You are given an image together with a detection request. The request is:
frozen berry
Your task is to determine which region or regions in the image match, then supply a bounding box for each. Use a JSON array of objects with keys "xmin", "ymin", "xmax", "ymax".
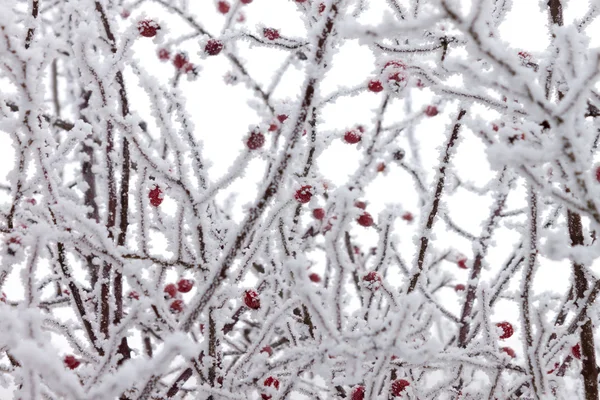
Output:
[
  {"xmin": 455, "ymin": 284, "xmax": 466, "ymax": 292},
  {"xmin": 170, "ymin": 299, "xmax": 185, "ymax": 313},
  {"xmin": 240, "ymin": 0, "xmax": 253, "ymax": 3},
  {"xmin": 138, "ymin": 20, "xmax": 160, "ymax": 38},
  {"xmin": 496, "ymin": 322, "xmax": 514, "ymax": 340},
  {"xmin": 354, "ymin": 201, "xmax": 367, "ymax": 210},
  {"xmin": 357, "ymin": 212, "xmax": 373, "ymax": 227},
  {"xmin": 363, "ymin": 271, "xmax": 381, "ymax": 290},
  {"xmin": 595, "ymin": 166, "xmax": 600, "ymax": 183},
  {"xmin": 425, "ymin": 105, "xmax": 438, "ymax": 117},
  {"xmin": 344, "ymin": 130, "xmax": 361, "ymax": 144},
  {"xmin": 572, "ymin": 343, "xmax": 581, "ymax": 359},
  {"xmin": 261, "ymin": 376, "xmax": 280, "ymax": 400},
  {"xmin": 164, "ymin": 283, "xmax": 178, "ymax": 299},
  {"xmin": 294, "ymin": 185, "xmax": 313, "ymax": 203},
  {"xmin": 177, "ymin": 279, "xmax": 194, "ymax": 293},
  {"xmin": 173, "ymin": 53, "xmax": 189, "ymax": 70},
  {"xmin": 309, "ymin": 273, "xmax": 321, "ymax": 283},
  {"xmin": 351, "ymin": 385, "xmax": 365, "ymax": 400},
  {"xmin": 376, "ymin": 162, "xmax": 385, "ymax": 172},
  {"xmin": 401, "ymin": 212, "xmax": 413, "ymax": 222},
  {"xmin": 244, "ymin": 289, "xmax": 260, "ymax": 309},
  {"xmin": 158, "ymin": 48, "xmax": 170, "ymax": 61},
  {"xmin": 501, "ymin": 347, "xmax": 516, "ymax": 358},
  {"xmin": 149, "ymin": 186, "xmax": 163, "ymax": 207},
  {"xmin": 64, "ymin": 355, "xmax": 80, "ymax": 370},
  {"xmin": 312, "ymin": 208, "xmax": 325, "ymax": 220},
  {"xmin": 268, "ymin": 123, "xmax": 278, "ymax": 132},
  {"xmin": 261, "ymin": 346, "xmax": 273, "ymax": 356},
  {"xmin": 384, "ymin": 60, "xmax": 406, "ymax": 70},
  {"xmin": 457, "ymin": 258, "xmax": 468, "ymax": 269},
  {"xmin": 263, "ymin": 28, "xmax": 280, "ymax": 40},
  {"xmin": 319, "ymin": 3, "xmax": 326, "ymax": 13},
  {"xmin": 121, "ymin": 9, "xmax": 131, "ymax": 19},
  {"xmin": 128, "ymin": 291, "xmax": 140, "ymax": 300},
  {"xmin": 368, "ymin": 80, "xmax": 384, "ymax": 93},
  {"xmin": 277, "ymin": 114, "xmax": 288, "ymax": 123},
  {"xmin": 391, "ymin": 379, "xmax": 410, "ymax": 396},
  {"xmin": 247, "ymin": 131, "xmax": 265, "ymax": 150},
  {"xmin": 217, "ymin": 1, "xmax": 230, "ymax": 13},
  {"xmin": 205, "ymin": 39, "xmax": 224, "ymax": 56}
]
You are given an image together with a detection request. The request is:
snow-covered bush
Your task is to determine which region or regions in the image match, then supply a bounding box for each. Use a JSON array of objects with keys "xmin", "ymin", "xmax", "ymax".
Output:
[{"xmin": 0, "ymin": 0, "xmax": 600, "ymax": 398}]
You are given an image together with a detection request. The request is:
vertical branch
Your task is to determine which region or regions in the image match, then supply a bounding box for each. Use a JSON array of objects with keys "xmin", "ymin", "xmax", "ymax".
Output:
[
  {"xmin": 567, "ymin": 209, "xmax": 599, "ymax": 400},
  {"xmin": 407, "ymin": 109, "xmax": 466, "ymax": 293},
  {"xmin": 521, "ymin": 187, "xmax": 544, "ymax": 398},
  {"xmin": 24, "ymin": 0, "xmax": 39, "ymax": 49}
]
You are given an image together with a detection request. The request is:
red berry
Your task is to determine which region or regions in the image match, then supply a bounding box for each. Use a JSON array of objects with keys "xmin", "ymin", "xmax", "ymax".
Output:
[
  {"xmin": 547, "ymin": 362, "xmax": 560, "ymax": 374},
  {"xmin": 128, "ymin": 291, "xmax": 140, "ymax": 300},
  {"xmin": 177, "ymin": 279, "xmax": 194, "ymax": 293},
  {"xmin": 425, "ymin": 105, "xmax": 438, "ymax": 117},
  {"xmin": 121, "ymin": 9, "xmax": 131, "ymax": 19},
  {"xmin": 319, "ymin": 3, "xmax": 326, "ymax": 13},
  {"xmin": 277, "ymin": 114, "xmax": 288, "ymax": 123},
  {"xmin": 309, "ymin": 273, "xmax": 321, "ymax": 283},
  {"xmin": 205, "ymin": 39, "xmax": 224, "ymax": 56},
  {"xmin": 295, "ymin": 0, "xmax": 307, "ymax": 2},
  {"xmin": 496, "ymin": 321, "xmax": 514, "ymax": 340},
  {"xmin": 401, "ymin": 212, "xmax": 413, "ymax": 222},
  {"xmin": 170, "ymin": 299, "xmax": 184, "ymax": 313},
  {"xmin": 501, "ymin": 347, "xmax": 516, "ymax": 358},
  {"xmin": 244, "ymin": 289, "xmax": 260, "ymax": 309},
  {"xmin": 263, "ymin": 28, "xmax": 280, "ymax": 40},
  {"xmin": 384, "ymin": 60, "xmax": 406, "ymax": 70},
  {"xmin": 247, "ymin": 131, "xmax": 265, "ymax": 150},
  {"xmin": 492, "ymin": 124, "xmax": 499, "ymax": 132},
  {"xmin": 368, "ymin": 80, "xmax": 384, "ymax": 93},
  {"xmin": 391, "ymin": 379, "xmax": 410, "ymax": 396},
  {"xmin": 26, "ymin": 198, "xmax": 36, "ymax": 205},
  {"xmin": 64, "ymin": 355, "xmax": 80, "ymax": 370},
  {"xmin": 388, "ymin": 71, "xmax": 408, "ymax": 83},
  {"xmin": 268, "ymin": 123, "xmax": 278, "ymax": 132},
  {"xmin": 182, "ymin": 63, "xmax": 196, "ymax": 74},
  {"xmin": 457, "ymin": 258, "xmax": 468, "ymax": 269},
  {"xmin": 149, "ymin": 186, "xmax": 163, "ymax": 207},
  {"xmin": 312, "ymin": 208, "xmax": 325, "ymax": 220},
  {"xmin": 173, "ymin": 53, "xmax": 189, "ymax": 70},
  {"xmin": 240, "ymin": 0, "xmax": 252, "ymax": 3},
  {"xmin": 416, "ymin": 79, "xmax": 425, "ymax": 88},
  {"xmin": 454, "ymin": 284, "xmax": 466, "ymax": 292},
  {"xmin": 351, "ymin": 385, "xmax": 365, "ymax": 400},
  {"xmin": 217, "ymin": 1, "xmax": 230, "ymax": 13},
  {"xmin": 294, "ymin": 185, "xmax": 313, "ymax": 204},
  {"xmin": 344, "ymin": 130, "xmax": 362, "ymax": 144},
  {"xmin": 138, "ymin": 20, "xmax": 160, "ymax": 38},
  {"xmin": 363, "ymin": 271, "xmax": 381, "ymax": 290},
  {"xmin": 357, "ymin": 212, "xmax": 373, "ymax": 227},
  {"xmin": 261, "ymin": 346, "xmax": 273, "ymax": 356},
  {"xmin": 595, "ymin": 166, "xmax": 600, "ymax": 183},
  {"xmin": 164, "ymin": 283, "xmax": 178, "ymax": 299},
  {"xmin": 376, "ymin": 162, "xmax": 385, "ymax": 172},
  {"xmin": 0, "ymin": 292, "xmax": 6, "ymax": 303},
  {"xmin": 572, "ymin": 343, "xmax": 581, "ymax": 359},
  {"xmin": 518, "ymin": 51, "xmax": 531, "ymax": 60},
  {"xmin": 158, "ymin": 48, "xmax": 170, "ymax": 61},
  {"xmin": 237, "ymin": 12, "xmax": 246, "ymax": 22},
  {"xmin": 261, "ymin": 376, "xmax": 280, "ymax": 400},
  {"xmin": 354, "ymin": 201, "xmax": 367, "ymax": 210}
]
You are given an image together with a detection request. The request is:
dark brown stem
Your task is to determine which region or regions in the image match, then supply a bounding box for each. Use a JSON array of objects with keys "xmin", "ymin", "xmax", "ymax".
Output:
[
  {"xmin": 568, "ymin": 210, "xmax": 599, "ymax": 400},
  {"xmin": 407, "ymin": 109, "xmax": 466, "ymax": 293}
]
